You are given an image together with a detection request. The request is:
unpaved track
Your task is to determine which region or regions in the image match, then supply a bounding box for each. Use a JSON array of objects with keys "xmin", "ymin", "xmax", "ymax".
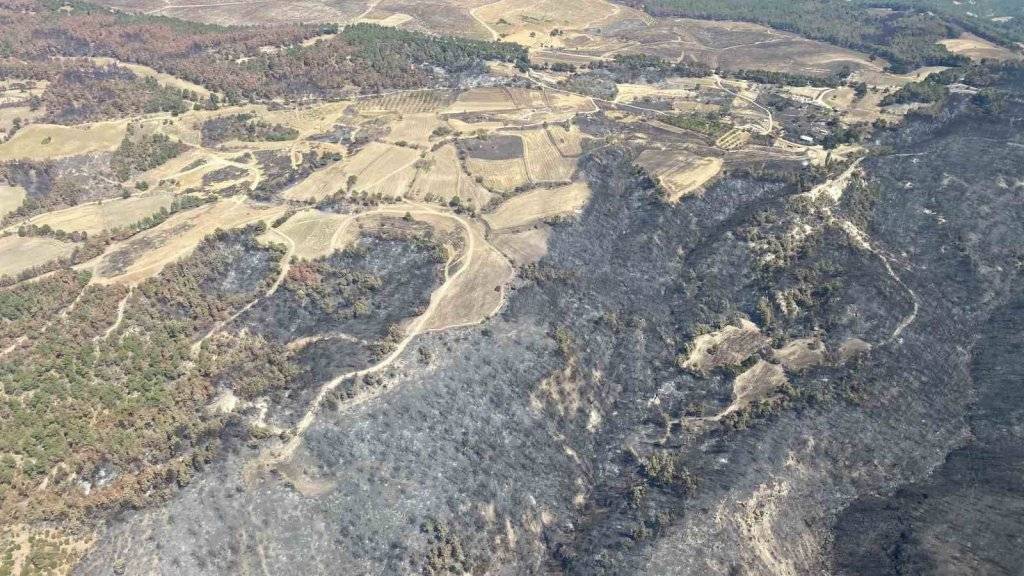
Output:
[
  {"xmin": 713, "ymin": 74, "xmax": 773, "ymax": 134},
  {"xmin": 99, "ymin": 290, "xmax": 131, "ymax": 342},
  {"xmin": 190, "ymin": 227, "xmax": 296, "ymax": 356},
  {"xmin": 263, "ymin": 202, "xmax": 506, "ymax": 464},
  {"xmin": 470, "ymin": 1, "xmax": 503, "ymax": 41},
  {"xmin": 804, "ymin": 159, "xmax": 919, "ymax": 343}
]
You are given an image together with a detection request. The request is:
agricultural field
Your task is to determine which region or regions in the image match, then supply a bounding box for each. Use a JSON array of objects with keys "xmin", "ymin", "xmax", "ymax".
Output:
[
  {"xmin": 384, "ymin": 113, "xmax": 442, "ymax": 146},
  {"xmin": 4, "ymin": 1, "xmax": 1024, "ymax": 574},
  {"xmin": 489, "ymin": 225, "xmax": 551, "ymax": 265},
  {"xmin": 341, "ymin": 142, "xmax": 422, "ymax": 196},
  {"xmin": 445, "ymin": 87, "xmax": 521, "ymax": 113},
  {"xmin": 274, "ymin": 210, "xmax": 355, "ymax": 259},
  {"xmin": 636, "ymin": 148, "xmax": 723, "ymax": 201},
  {"xmin": 484, "ymin": 181, "xmax": 591, "ymax": 231},
  {"xmin": 0, "ymin": 121, "xmax": 127, "ymax": 161},
  {"xmin": 938, "ymin": 33, "xmax": 1022, "ymax": 61},
  {"xmin": 90, "ymin": 197, "xmax": 287, "ymax": 285},
  {"xmin": 520, "ymin": 128, "xmax": 577, "ymax": 182},
  {"xmin": 0, "ymin": 185, "xmax": 25, "ymax": 219},
  {"xmin": 465, "ymin": 156, "xmax": 531, "ymax": 192},
  {"xmin": 0, "ymin": 235, "xmax": 77, "ymax": 278},
  {"xmin": 409, "ymin": 143, "xmax": 493, "ymax": 208},
  {"xmin": 26, "ymin": 192, "xmax": 174, "ymax": 235},
  {"xmin": 359, "ymin": 90, "xmax": 457, "ymax": 113}
]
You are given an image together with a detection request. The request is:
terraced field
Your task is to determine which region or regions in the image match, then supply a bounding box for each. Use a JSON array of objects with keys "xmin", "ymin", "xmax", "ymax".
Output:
[
  {"xmin": 27, "ymin": 192, "xmax": 174, "ymax": 235},
  {"xmin": 5, "ymin": 3, "xmax": 1021, "ymax": 573}
]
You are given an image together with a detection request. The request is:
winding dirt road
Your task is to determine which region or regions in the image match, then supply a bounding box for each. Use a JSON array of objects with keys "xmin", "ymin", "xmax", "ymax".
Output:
[{"xmin": 264, "ymin": 202, "xmax": 507, "ymax": 463}]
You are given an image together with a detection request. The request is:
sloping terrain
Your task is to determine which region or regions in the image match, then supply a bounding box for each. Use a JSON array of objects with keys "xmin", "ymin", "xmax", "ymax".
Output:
[{"xmin": 1, "ymin": 0, "xmax": 1023, "ymax": 574}]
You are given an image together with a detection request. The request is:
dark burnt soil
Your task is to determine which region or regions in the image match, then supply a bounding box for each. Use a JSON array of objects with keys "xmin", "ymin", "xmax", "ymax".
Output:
[
  {"xmin": 458, "ymin": 134, "xmax": 524, "ymax": 161},
  {"xmin": 76, "ymin": 94, "xmax": 1024, "ymax": 575},
  {"xmin": 235, "ymin": 233, "xmax": 444, "ymax": 427},
  {"xmin": 828, "ymin": 95, "xmax": 1024, "ymax": 576}
]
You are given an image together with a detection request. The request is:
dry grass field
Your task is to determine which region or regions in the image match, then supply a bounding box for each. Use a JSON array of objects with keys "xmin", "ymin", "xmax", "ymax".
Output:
[
  {"xmin": 939, "ymin": 33, "xmax": 1021, "ymax": 61},
  {"xmin": 107, "ymin": 0, "xmax": 366, "ymax": 26},
  {"xmin": 137, "ymin": 147, "xmax": 257, "ymax": 192},
  {"xmin": 0, "ymin": 121, "xmax": 128, "ymax": 161},
  {"xmin": 0, "ymin": 235, "xmax": 77, "ymax": 278},
  {"xmin": 545, "ymin": 91, "xmax": 599, "ymax": 114},
  {"xmin": 91, "ymin": 197, "xmax": 286, "ymax": 285},
  {"xmin": 464, "ymin": 156, "xmax": 531, "ymax": 192},
  {"xmin": 420, "ymin": 217, "xmax": 512, "ymax": 332},
  {"xmin": 0, "ymin": 79, "xmax": 47, "ymax": 105},
  {"xmin": 636, "ymin": 149, "xmax": 723, "ymax": 202},
  {"xmin": 484, "ymin": 181, "xmax": 590, "ymax": 231},
  {"xmin": 544, "ymin": 124, "xmax": 585, "ymax": 156},
  {"xmin": 852, "ymin": 66, "xmax": 948, "ymax": 89},
  {"xmin": 28, "ymin": 192, "xmax": 175, "ymax": 235},
  {"xmin": 520, "ymin": 128, "xmax": 577, "ymax": 182},
  {"xmin": 409, "ymin": 144, "xmax": 493, "ymax": 208},
  {"xmin": 490, "ymin": 225, "xmax": 550, "ymax": 265},
  {"xmin": 446, "ymin": 117, "xmax": 509, "ymax": 133},
  {"xmin": 281, "ymin": 160, "xmax": 347, "ymax": 202},
  {"xmin": 772, "ymin": 337, "xmax": 827, "ymax": 372},
  {"xmin": 357, "ymin": 12, "xmax": 414, "ymax": 27},
  {"xmin": 342, "ymin": 142, "xmax": 422, "ymax": 191},
  {"xmin": 0, "ymin": 105, "xmax": 44, "ymax": 138},
  {"xmin": 723, "ymin": 359, "xmax": 789, "ymax": 415},
  {"xmin": 385, "ymin": 113, "xmax": 442, "ymax": 146},
  {"xmin": 473, "ymin": 0, "xmax": 620, "ymax": 48},
  {"xmin": 275, "ymin": 209, "xmax": 355, "ymax": 260},
  {"xmin": 0, "ymin": 185, "xmax": 26, "ymax": 219},
  {"xmin": 362, "ymin": 162, "xmax": 420, "ymax": 198},
  {"xmin": 258, "ymin": 101, "xmax": 354, "ymax": 138},
  {"xmin": 370, "ymin": 0, "xmax": 495, "ymax": 39},
  {"xmin": 478, "ymin": 0, "xmax": 883, "ymax": 79}
]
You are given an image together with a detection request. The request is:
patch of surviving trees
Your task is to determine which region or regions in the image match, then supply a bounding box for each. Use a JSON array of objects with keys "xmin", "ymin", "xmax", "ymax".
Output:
[
  {"xmin": 0, "ymin": 224, "xmax": 281, "ymax": 523},
  {"xmin": 0, "ymin": 1, "xmax": 528, "ymax": 118}
]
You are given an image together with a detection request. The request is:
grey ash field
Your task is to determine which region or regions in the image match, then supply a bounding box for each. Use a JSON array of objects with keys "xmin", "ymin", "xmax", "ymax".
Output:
[{"xmin": 1, "ymin": 0, "xmax": 1024, "ymax": 575}]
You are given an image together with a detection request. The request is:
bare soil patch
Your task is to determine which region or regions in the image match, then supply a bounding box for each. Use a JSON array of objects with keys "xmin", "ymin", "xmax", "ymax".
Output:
[{"xmin": 680, "ymin": 318, "xmax": 766, "ymax": 374}]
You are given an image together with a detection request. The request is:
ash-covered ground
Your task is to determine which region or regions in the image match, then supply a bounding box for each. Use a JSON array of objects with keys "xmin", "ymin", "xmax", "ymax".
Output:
[{"xmin": 77, "ymin": 86, "xmax": 1024, "ymax": 575}]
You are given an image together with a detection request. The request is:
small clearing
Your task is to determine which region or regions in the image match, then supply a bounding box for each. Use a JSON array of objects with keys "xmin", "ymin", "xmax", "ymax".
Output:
[
  {"xmin": 681, "ymin": 319, "xmax": 767, "ymax": 374},
  {"xmin": 772, "ymin": 338, "xmax": 826, "ymax": 372}
]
